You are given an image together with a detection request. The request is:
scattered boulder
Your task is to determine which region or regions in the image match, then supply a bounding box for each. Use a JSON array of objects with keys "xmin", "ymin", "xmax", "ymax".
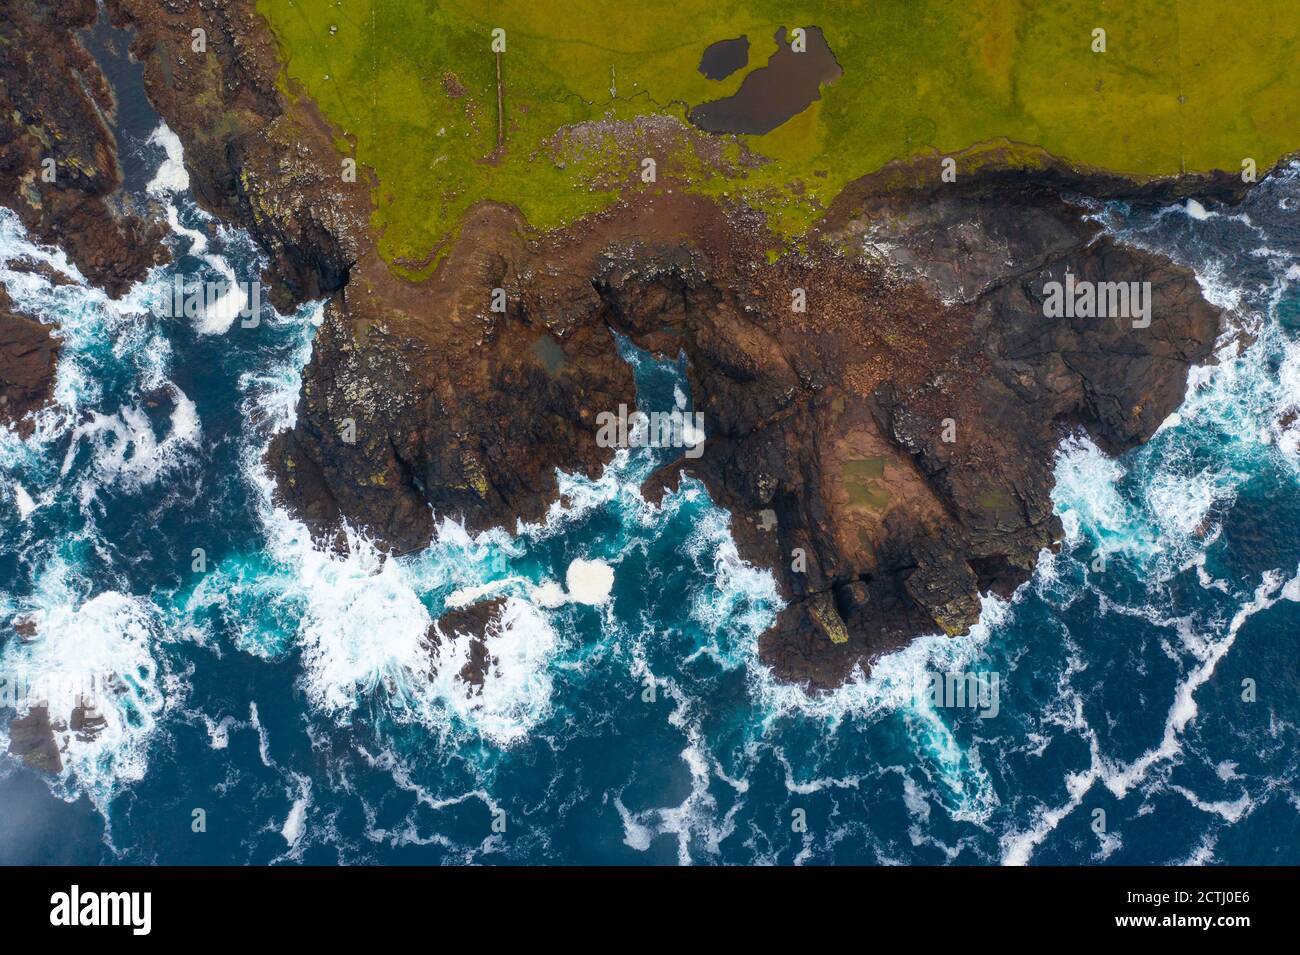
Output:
[
  {"xmin": 7, "ymin": 706, "xmax": 62, "ymax": 775},
  {"xmin": 0, "ymin": 287, "xmax": 61, "ymax": 435}
]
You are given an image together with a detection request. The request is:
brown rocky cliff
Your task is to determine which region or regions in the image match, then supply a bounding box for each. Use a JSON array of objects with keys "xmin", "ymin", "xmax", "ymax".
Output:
[
  {"xmin": 0, "ymin": 285, "xmax": 60, "ymax": 435},
  {"xmin": 606, "ymin": 181, "xmax": 1219, "ymax": 687},
  {"xmin": 104, "ymin": 0, "xmax": 365, "ymax": 310},
  {"xmin": 0, "ymin": 1, "xmax": 168, "ymax": 297},
  {"xmin": 268, "ymin": 183, "xmax": 1219, "ymax": 689}
]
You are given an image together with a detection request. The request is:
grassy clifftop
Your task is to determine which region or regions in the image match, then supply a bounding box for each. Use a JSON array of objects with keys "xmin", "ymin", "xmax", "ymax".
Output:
[{"xmin": 258, "ymin": 0, "xmax": 1300, "ymax": 276}]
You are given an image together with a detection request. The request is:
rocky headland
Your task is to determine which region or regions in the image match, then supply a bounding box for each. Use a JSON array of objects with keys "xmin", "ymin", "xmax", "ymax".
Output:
[{"xmin": 3, "ymin": 0, "xmax": 1240, "ymax": 698}]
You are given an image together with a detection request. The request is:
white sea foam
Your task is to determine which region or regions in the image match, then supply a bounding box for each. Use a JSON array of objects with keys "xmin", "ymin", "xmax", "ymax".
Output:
[
  {"xmin": 160, "ymin": 201, "xmax": 209, "ymax": 258},
  {"xmin": 1049, "ymin": 310, "xmax": 1300, "ymax": 576},
  {"xmin": 235, "ymin": 337, "xmax": 569, "ymax": 746},
  {"xmin": 1178, "ymin": 832, "xmax": 1219, "ymax": 866},
  {"xmin": 248, "ymin": 500, "xmax": 567, "ymax": 745},
  {"xmin": 565, "ymin": 558, "xmax": 614, "ymax": 605},
  {"xmin": 1103, "ymin": 566, "xmax": 1299, "ymax": 799},
  {"xmin": 12, "ymin": 482, "xmax": 35, "ymax": 519},
  {"xmin": 193, "ymin": 258, "xmax": 250, "ymax": 336},
  {"xmin": 748, "ymin": 595, "xmax": 1008, "ymax": 826},
  {"xmin": 1169, "ymin": 784, "xmax": 1255, "ymax": 823},
  {"xmin": 0, "ymin": 161, "xmax": 190, "ymax": 806},
  {"xmin": 529, "ymin": 579, "xmax": 568, "ymax": 609},
  {"xmin": 1001, "ymin": 564, "xmax": 1300, "ymax": 864},
  {"xmin": 0, "ymin": 559, "xmax": 168, "ymax": 806},
  {"xmin": 612, "ymin": 675, "xmax": 745, "ymax": 864},
  {"xmin": 280, "ymin": 774, "xmax": 312, "ymax": 849},
  {"xmin": 445, "ymin": 578, "xmax": 519, "ymax": 609},
  {"xmin": 0, "ymin": 207, "xmax": 167, "ymax": 426},
  {"xmin": 203, "ymin": 714, "xmax": 238, "ymax": 751},
  {"xmin": 294, "ymin": 542, "xmax": 433, "ymax": 718},
  {"xmin": 60, "ymin": 382, "xmax": 200, "ymax": 503},
  {"xmin": 146, "ymin": 124, "xmax": 191, "ymax": 196},
  {"xmin": 1052, "ymin": 434, "xmax": 1151, "ymax": 556},
  {"xmin": 0, "ymin": 129, "xmax": 263, "ymax": 820},
  {"xmin": 681, "ymin": 500, "xmax": 781, "ymax": 668},
  {"xmin": 755, "ymin": 594, "xmax": 1008, "ymax": 727}
]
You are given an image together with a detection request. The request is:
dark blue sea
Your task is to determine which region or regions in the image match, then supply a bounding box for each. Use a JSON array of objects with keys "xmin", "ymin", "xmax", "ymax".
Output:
[{"xmin": 1, "ymin": 41, "xmax": 1298, "ymax": 865}]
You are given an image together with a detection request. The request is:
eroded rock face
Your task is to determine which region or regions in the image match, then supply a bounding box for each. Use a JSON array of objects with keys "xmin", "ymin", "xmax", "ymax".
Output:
[
  {"xmin": 105, "ymin": 0, "xmax": 364, "ymax": 309},
  {"xmin": 268, "ymin": 204, "xmax": 640, "ymax": 554},
  {"xmin": 32, "ymin": 0, "xmax": 1224, "ymax": 691},
  {"xmin": 0, "ymin": 0, "xmax": 168, "ymax": 296},
  {"xmin": 0, "ymin": 286, "xmax": 60, "ymax": 435},
  {"xmin": 609, "ymin": 186, "xmax": 1218, "ymax": 687}
]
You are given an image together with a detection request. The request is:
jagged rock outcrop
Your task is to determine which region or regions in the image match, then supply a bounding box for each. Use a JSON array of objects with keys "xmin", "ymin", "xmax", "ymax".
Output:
[
  {"xmin": 104, "ymin": 0, "xmax": 365, "ymax": 309},
  {"xmin": 0, "ymin": 0, "xmax": 167, "ymax": 296},
  {"xmin": 429, "ymin": 597, "xmax": 508, "ymax": 689},
  {"xmin": 7, "ymin": 706, "xmax": 62, "ymax": 775},
  {"xmin": 268, "ymin": 205, "xmax": 639, "ymax": 554},
  {"xmin": 0, "ymin": 286, "xmax": 60, "ymax": 434}
]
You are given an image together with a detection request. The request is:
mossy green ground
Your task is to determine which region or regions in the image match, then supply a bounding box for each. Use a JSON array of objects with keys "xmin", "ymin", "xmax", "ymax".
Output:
[{"xmin": 258, "ymin": 0, "xmax": 1300, "ymax": 276}]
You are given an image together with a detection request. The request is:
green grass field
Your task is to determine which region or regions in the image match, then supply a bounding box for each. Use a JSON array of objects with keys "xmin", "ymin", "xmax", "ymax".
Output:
[{"xmin": 257, "ymin": 0, "xmax": 1300, "ymax": 275}]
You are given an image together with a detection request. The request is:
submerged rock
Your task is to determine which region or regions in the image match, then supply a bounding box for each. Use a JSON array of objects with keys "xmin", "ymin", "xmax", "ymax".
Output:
[
  {"xmin": 71, "ymin": 700, "xmax": 108, "ymax": 742},
  {"xmin": 428, "ymin": 597, "xmax": 508, "ymax": 690},
  {"xmin": 7, "ymin": 706, "xmax": 62, "ymax": 775}
]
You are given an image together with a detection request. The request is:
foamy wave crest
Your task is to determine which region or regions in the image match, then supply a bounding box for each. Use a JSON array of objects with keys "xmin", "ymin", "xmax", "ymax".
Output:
[
  {"xmin": 522, "ymin": 447, "xmax": 649, "ymax": 535},
  {"xmin": 0, "ymin": 558, "xmax": 169, "ymax": 805},
  {"xmin": 239, "ymin": 303, "xmax": 322, "ymax": 433},
  {"xmin": 60, "ymin": 382, "xmax": 200, "ymax": 503},
  {"xmin": 429, "ymin": 596, "xmax": 560, "ymax": 746},
  {"xmin": 232, "ymin": 380, "xmax": 567, "ymax": 745},
  {"xmin": 287, "ymin": 529, "xmax": 435, "ymax": 719},
  {"xmin": 752, "ymin": 596, "xmax": 1009, "ymax": 825},
  {"xmin": 0, "ymin": 207, "xmax": 170, "ymax": 429},
  {"xmin": 1052, "ymin": 434, "xmax": 1157, "ymax": 558},
  {"xmin": 682, "ymin": 498, "xmax": 781, "ymax": 669},
  {"xmin": 0, "ymin": 163, "xmax": 199, "ymax": 810}
]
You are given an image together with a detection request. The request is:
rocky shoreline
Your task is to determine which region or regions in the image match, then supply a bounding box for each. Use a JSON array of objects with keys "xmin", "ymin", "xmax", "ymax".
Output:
[
  {"xmin": 0, "ymin": 0, "xmax": 168, "ymax": 297},
  {"xmin": 2, "ymin": 0, "xmax": 1237, "ymax": 693}
]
